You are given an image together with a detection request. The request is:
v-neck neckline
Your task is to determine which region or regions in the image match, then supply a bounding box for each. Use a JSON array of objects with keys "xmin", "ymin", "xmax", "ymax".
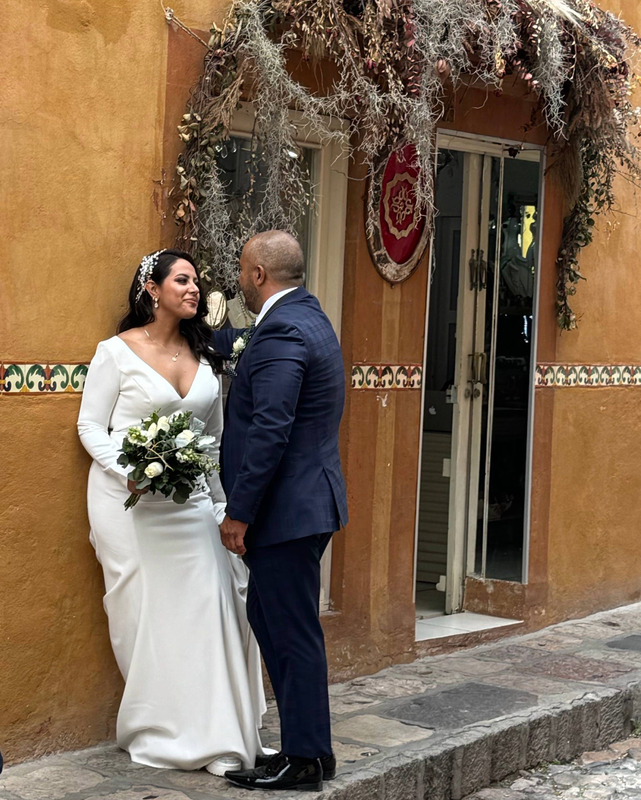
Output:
[{"xmin": 115, "ymin": 336, "xmax": 204, "ymax": 401}]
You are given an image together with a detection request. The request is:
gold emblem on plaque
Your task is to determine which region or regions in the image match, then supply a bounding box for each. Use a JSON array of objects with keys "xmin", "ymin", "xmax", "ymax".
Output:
[{"xmin": 383, "ymin": 172, "xmax": 419, "ymax": 239}]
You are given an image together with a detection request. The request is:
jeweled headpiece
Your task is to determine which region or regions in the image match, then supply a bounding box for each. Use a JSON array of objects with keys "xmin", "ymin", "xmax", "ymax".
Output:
[{"xmin": 135, "ymin": 249, "xmax": 167, "ymax": 302}]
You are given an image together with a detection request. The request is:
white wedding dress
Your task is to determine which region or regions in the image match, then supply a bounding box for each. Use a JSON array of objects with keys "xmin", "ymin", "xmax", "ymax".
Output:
[{"xmin": 77, "ymin": 336, "xmax": 266, "ymax": 772}]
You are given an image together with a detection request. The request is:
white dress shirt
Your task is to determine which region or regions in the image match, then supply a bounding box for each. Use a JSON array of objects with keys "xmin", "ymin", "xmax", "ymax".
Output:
[{"xmin": 254, "ymin": 287, "xmax": 298, "ymax": 327}]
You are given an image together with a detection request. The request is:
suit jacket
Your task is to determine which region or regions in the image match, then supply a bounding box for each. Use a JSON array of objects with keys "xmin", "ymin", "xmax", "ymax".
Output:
[{"xmin": 211, "ymin": 287, "xmax": 348, "ymax": 549}]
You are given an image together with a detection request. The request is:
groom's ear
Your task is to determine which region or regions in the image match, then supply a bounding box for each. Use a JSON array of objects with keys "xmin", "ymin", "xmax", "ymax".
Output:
[{"xmin": 254, "ymin": 264, "xmax": 266, "ymax": 286}]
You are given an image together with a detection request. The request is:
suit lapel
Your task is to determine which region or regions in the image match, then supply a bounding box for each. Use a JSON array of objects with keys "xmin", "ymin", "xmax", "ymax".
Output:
[
  {"xmin": 257, "ymin": 286, "xmax": 307, "ymax": 327},
  {"xmin": 233, "ymin": 288, "xmax": 307, "ymax": 379}
]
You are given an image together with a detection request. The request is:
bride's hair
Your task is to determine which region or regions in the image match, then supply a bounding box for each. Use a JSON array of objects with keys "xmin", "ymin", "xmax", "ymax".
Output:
[{"xmin": 118, "ymin": 249, "xmax": 224, "ymax": 373}]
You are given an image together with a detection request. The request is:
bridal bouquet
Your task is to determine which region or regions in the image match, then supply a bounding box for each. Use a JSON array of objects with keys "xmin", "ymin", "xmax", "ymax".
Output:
[{"xmin": 118, "ymin": 410, "xmax": 219, "ymax": 509}]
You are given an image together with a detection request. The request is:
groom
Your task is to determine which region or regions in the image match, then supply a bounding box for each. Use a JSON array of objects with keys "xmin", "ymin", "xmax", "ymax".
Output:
[{"xmin": 212, "ymin": 230, "xmax": 348, "ymax": 792}]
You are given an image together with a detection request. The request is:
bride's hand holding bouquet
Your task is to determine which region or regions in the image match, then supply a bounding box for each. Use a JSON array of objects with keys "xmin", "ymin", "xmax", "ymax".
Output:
[{"xmin": 118, "ymin": 409, "xmax": 218, "ymax": 509}]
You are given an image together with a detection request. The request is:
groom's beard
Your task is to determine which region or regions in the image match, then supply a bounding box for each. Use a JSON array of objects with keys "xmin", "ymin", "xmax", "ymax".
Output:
[{"xmin": 240, "ymin": 285, "xmax": 261, "ymax": 315}]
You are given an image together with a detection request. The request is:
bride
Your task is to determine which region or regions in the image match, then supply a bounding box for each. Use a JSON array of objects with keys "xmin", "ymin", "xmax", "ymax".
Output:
[{"xmin": 77, "ymin": 249, "xmax": 267, "ymax": 775}]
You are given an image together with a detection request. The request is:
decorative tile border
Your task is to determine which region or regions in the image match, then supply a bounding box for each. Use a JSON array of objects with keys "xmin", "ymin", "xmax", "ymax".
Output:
[
  {"xmin": 536, "ymin": 364, "xmax": 641, "ymax": 388},
  {"xmin": 0, "ymin": 364, "xmax": 88, "ymax": 394},
  {"xmin": 351, "ymin": 364, "xmax": 422, "ymax": 390},
  {"xmin": 8, "ymin": 360, "xmax": 636, "ymax": 392}
]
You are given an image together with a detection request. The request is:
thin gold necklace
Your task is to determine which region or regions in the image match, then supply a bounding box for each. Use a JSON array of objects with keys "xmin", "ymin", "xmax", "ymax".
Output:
[{"xmin": 144, "ymin": 328, "xmax": 183, "ymax": 362}]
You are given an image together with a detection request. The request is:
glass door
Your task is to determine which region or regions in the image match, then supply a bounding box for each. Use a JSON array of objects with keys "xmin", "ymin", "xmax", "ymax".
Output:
[
  {"xmin": 474, "ymin": 152, "xmax": 541, "ymax": 583},
  {"xmin": 416, "ymin": 136, "xmax": 542, "ymax": 619}
]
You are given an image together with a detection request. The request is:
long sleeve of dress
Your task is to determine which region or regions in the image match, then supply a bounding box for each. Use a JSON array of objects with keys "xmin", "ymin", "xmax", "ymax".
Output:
[
  {"xmin": 206, "ymin": 373, "xmax": 227, "ymax": 525},
  {"xmin": 77, "ymin": 341, "xmax": 129, "ymax": 482}
]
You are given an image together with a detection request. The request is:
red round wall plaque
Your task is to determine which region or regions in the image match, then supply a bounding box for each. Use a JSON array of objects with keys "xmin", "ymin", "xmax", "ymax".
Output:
[{"xmin": 367, "ymin": 143, "xmax": 430, "ymax": 284}]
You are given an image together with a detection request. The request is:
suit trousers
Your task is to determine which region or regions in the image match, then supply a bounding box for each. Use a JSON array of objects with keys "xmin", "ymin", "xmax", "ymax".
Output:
[{"xmin": 244, "ymin": 533, "xmax": 333, "ymax": 759}]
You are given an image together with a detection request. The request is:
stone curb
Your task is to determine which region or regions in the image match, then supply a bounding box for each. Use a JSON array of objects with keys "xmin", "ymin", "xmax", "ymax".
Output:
[
  {"xmin": 4, "ymin": 603, "xmax": 641, "ymax": 800},
  {"xmin": 320, "ymin": 686, "xmax": 636, "ymax": 800}
]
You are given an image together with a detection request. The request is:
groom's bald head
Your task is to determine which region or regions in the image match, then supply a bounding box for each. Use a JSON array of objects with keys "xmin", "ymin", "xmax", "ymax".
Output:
[{"xmin": 243, "ymin": 230, "xmax": 305, "ymax": 288}]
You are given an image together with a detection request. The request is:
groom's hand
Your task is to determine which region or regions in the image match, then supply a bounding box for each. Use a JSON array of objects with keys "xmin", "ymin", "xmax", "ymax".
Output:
[{"xmin": 220, "ymin": 515, "xmax": 248, "ymax": 556}]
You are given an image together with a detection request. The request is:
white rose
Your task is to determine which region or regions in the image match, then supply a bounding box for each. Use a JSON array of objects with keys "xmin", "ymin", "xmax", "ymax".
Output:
[
  {"xmin": 175, "ymin": 429, "xmax": 196, "ymax": 448},
  {"xmin": 146, "ymin": 423, "xmax": 158, "ymax": 440},
  {"xmin": 232, "ymin": 336, "xmax": 245, "ymax": 354},
  {"xmin": 156, "ymin": 416, "xmax": 170, "ymax": 432},
  {"xmin": 144, "ymin": 461, "xmax": 164, "ymax": 478}
]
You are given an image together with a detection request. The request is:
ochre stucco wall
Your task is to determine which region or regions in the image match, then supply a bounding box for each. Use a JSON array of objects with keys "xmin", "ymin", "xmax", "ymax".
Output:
[
  {"xmin": 539, "ymin": 0, "xmax": 641, "ymax": 624},
  {"xmin": 327, "ymin": 147, "xmax": 428, "ymax": 677},
  {"xmin": 1, "ymin": 0, "xmax": 229, "ymax": 763},
  {"xmin": 4, "ymin": 0, "xmax": 641, "ymax": 766},
  {"xmin": 536, "ymin": 148, "xmax": 641, "ymax": 623}
]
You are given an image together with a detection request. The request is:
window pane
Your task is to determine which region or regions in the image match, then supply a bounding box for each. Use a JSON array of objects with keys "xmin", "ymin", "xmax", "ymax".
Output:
[{"xmin": 216, "ymin": 136, "xmax": 315, "ymax": 277}]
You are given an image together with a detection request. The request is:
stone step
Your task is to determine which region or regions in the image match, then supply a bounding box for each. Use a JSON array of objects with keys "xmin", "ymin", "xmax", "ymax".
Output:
[{"xmin": 3, "ymin": 602, "xmax": 641, "ymax": 800}]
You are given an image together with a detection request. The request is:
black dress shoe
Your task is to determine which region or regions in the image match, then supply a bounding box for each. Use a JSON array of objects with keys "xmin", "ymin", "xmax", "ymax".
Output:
[
  {"xmin": 254, "ymin": 751, "xmax": 336, "ymax": 780},
  {"xmin": 225, "ymin": 753, "xmax": 322, "ymax": 792}
]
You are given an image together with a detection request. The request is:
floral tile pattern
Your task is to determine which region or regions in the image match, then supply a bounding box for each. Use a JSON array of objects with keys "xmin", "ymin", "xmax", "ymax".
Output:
[
  {"xmin": 5, "ymin": 361, "xmax": 637, "ymax": 394},
  {"xmin": 0, "ymin": 364, "xmax": 88, "ymax": 394},
  {"xmin": 351, "ymin": 364, "xmax": 422, "ymax": 390},
  {"xmin": 535, "ymin": 364, "xmax": 641, "ymax": 388},
  {"xmin": 350, "ymin": 363, "xmax": 641, "ymax": 391}
]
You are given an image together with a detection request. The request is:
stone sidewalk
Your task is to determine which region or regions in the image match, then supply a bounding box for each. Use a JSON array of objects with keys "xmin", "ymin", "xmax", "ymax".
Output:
[{"xmin": 3, "ymin": 602, "xmax": 641, "ymax": 800}]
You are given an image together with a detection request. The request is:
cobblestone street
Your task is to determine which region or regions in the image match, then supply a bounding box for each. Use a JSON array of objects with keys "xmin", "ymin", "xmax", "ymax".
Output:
[
  {"xmin": 466, "ymin": 737, "xmax": 641, "ymax": 799},
  {"xmin": 3, "ymin": 603, "xmax": 641, "ymax": 800}
]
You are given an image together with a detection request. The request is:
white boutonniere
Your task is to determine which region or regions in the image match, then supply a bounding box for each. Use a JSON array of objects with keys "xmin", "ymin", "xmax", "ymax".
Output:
[
  {"xmin": 232, "ymin": 335, "xmax": 247, "ymax": 355},
  {"xmin": 225, "ymin": 323, "xmax": 256, "ymax": 377}
]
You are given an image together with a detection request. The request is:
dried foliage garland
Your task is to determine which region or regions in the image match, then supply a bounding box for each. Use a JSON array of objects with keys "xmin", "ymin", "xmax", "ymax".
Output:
[{"xmin": 170, "ymin": 0, "xmax": 641, "ymax": 329}]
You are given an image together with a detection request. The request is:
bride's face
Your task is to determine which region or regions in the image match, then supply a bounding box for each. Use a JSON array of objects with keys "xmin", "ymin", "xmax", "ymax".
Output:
[{"xmin": 154, "ymin": 259, "xmax": 200, "ymax": 319}]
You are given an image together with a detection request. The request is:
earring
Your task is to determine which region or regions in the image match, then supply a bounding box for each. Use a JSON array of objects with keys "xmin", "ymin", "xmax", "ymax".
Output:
[{"xmin": 153, "ymin": 298, "xmax": 159, "ymax": 309}]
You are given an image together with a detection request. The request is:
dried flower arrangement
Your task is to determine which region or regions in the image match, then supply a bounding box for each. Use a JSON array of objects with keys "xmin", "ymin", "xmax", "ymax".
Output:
[{"xmin": 169, "ymin": 0, "xmax": 641, "ymax": 329}]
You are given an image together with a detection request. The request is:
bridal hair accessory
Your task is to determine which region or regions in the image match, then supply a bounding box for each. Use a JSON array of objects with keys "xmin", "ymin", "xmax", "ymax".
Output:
[{"xmin": 135, "ymin": 250, "xmax": 167, "ymax": 302}]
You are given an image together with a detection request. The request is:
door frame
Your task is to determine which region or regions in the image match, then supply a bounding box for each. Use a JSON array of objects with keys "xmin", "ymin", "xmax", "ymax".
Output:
[
  {"xmin": 228, "ymin": 102, "xmax": 350, "ymax": 611},
  {"xmin": 228, "ymin": 101, "xmax": 349, "ymax": 335},
  {"xmin": 413, "ymin": 130, "xmax": 545, "ymax": 614}
]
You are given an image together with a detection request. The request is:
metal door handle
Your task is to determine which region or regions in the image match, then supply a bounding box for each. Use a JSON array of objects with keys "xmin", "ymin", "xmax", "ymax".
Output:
[
  {"xmin": 468, "ymin": 353, "xmax": 488, "ymax": 386},
  {"xmin": 478, "ymin": 251, "xmax": 487, "ymax": 291},
  {"xmin": 476, "ymin": 352, "xmax": 488, "ymax": 385},
  {"xmin": 469, "ymin": 249, "xmax": 478, "ymax": 290},
  {"xmin": 469, "ymin": 250, "xmax": 487, "ymax": 291}
]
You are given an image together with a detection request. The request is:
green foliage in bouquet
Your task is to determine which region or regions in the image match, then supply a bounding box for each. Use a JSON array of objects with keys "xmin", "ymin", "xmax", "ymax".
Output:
[{"xmin": 118, "ymin": 410, "xmax": 219, "ymax": 509}]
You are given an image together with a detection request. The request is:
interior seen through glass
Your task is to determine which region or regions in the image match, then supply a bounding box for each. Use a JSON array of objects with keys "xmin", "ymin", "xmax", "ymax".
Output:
[{"xmin": 417, "ymin": 146, "xmax": 540, "ymax": 617}]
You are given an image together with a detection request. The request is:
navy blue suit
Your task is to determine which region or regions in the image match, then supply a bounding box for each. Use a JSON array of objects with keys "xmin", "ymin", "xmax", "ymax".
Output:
[{"xmin": 212, "ymin": 286, "xmax": 348, "ymax": 758}]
